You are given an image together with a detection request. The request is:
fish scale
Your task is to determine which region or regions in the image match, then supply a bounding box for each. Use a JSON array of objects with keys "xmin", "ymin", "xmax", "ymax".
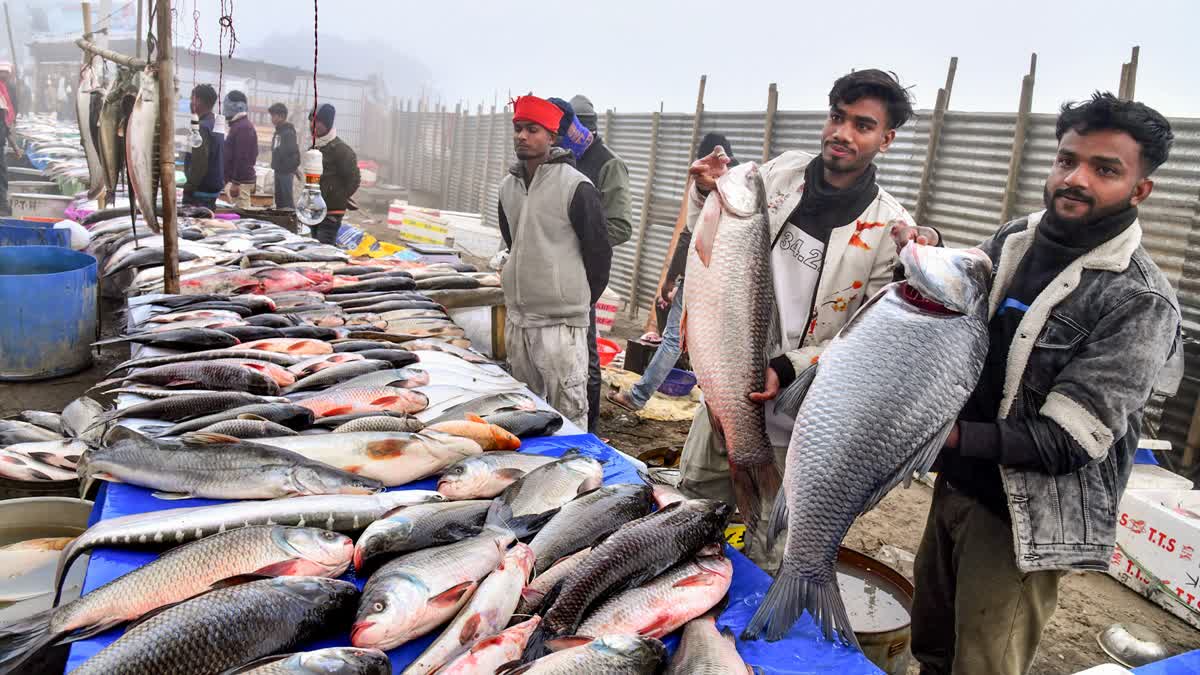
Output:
[
  {"xmin": 683, "ymin": 163, "xmax": 781, "ymax": 539},
  {"xmin": 528, "ymin": 483, "xmax": 654, "ymax": 575},
  {"xmin": 70, "ymin": 577, "xmax": 358, "ymax": 675},
  {"xmin": 744, "ymin": 243, "xmax": 992, "ymax": 645}
]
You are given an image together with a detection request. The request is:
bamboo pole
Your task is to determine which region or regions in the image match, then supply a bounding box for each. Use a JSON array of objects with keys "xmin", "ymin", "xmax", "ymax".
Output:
[
  {"xmin": 914, "ymin": 57, "xmax": 958, "ymax": 225},
  {"xmin": 74, "ymin": 38, "xmax": 147, "ymax": 68},
  {"xmin": 762, "ymin": 82, "xmax": 778, "ymax": 164},
  {"xmin": 1127, "ymin": 45, "xmax": 1140, "ymax": 99},
  {"xmin": 1000, "ymin": 54, "xmax": 1037, "ymax": 224},
  {"xmin": 156, "ymin": 0, "xmax": 179, "ymax": 294},
  {"xmin": 3, "ymin": 4, "xmax": 17, "ymax": 77},
  {"xmin": 135, "ymin": 0, "xmax": 143, "ymax": 58},
  {"xmin": 625, "ymin": 110, "xmax": 661, "ymax": 317}
]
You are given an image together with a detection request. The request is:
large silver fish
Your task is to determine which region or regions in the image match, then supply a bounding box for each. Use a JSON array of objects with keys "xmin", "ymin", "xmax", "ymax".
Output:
[
  {"xmin": 682, "ymin": 159, "xmax": 781, "ymax": 539},
  {"xmin": 744, "ymin": 242, "xmax": 992, "ymax": 644},
  {"xmin": 76, "ymin": 55, "xmax": 106, "ymax": 199},
  {"xmin": 126, "ymin": 66, "xmax": 160, "ymax": 233}
]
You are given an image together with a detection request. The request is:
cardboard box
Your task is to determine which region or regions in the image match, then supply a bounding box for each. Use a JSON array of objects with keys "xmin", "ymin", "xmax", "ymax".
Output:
[{"xmin": 1107, "ymin": 488, "xmax": 1200, "ymax": 630}]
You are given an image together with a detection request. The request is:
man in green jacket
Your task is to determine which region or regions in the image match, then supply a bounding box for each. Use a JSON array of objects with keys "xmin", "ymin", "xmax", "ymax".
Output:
[{"xmin": 309, "ymin": 103, "xmax": 360, "ymax": 245}]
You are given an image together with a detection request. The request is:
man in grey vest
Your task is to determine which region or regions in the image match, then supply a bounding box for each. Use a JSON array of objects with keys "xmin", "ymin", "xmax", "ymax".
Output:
[{"xmin": 498, "ymin": 95, "xmax": 612, "ymax": 429}]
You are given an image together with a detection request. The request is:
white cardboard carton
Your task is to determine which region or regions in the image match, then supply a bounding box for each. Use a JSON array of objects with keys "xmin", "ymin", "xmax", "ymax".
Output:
[{"xmin": 1107, "ymin": 488, "xmax": 1200, "ymax": 630}]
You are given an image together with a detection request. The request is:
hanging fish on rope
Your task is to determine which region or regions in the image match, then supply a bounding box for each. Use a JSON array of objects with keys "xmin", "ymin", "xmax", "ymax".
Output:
[
  {"xmin": 125, "ymin": 66, "xmax": 161, "ymax": 234},
  {"xmin": 76, "ymin": 55, "xmax": 107, "ymax": 200}
]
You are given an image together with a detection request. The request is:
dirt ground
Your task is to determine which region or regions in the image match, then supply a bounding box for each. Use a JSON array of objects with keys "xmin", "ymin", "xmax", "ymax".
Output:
[{"xmin": 596, "ymin": 311, "xmax": 1200, "ymax": 675}]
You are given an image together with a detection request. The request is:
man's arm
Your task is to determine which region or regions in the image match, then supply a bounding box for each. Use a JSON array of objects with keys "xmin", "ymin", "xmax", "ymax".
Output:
[
  {"xmin": 498, "ymin": 198, "xmax": 511, "ymax": 249},
  {"xmin": 568, "ymin": 182, "xmax": 612, "ymax": 304},
  {"xmin": 663, "ymin": 229, "xmax": 692, "ymax": 293},
  {"xmin": 185, "ymin": 130, "xmax": 210, "ymax": 188},
  {"xmin": 341, "ymin": 145, "xmax": 361, "ymax": 200},
  {"xmin": 957, "ymin": 291, "xmax": 1180, "ymax": 474},
  {"xmin": 596, "ymin": 158, "xmax": 633, "ymax": 247},
  {"xmin": 282, "ymin": 128, "xmax": 302, "ymax": 173}
]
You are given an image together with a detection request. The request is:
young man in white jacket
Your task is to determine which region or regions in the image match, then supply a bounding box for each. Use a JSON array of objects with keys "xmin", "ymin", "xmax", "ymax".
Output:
[{"xmin": 680, "ymin": 70, "xmax": 925, "ymax": 567}]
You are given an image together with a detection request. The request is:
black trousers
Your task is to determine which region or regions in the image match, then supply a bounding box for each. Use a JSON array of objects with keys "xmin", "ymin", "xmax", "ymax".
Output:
[
  {"xmin": 586, "ymin": 305, "xmax": 600, "ymax": 434},
  {"xmin": 311, "ymin": 214, "xmax": 343, "ymax": 245}
]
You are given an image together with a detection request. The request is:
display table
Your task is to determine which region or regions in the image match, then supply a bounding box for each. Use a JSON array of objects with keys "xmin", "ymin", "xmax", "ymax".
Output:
[{"xmin": 66, "ymin": 434, "xmax": 881, "ymax": 674}]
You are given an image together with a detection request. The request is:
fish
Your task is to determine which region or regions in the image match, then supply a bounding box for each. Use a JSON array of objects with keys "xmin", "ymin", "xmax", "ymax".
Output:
[
  {"xmin": 743, "ymin": 243, "xmax": 992, "ymax": 645},
  {"xmin": 78, "ymin": 430, "xmax": 384, "ymax": 500},
  {"xmin": 93, "ymin": 327, "xmax": 241, "ymax": 350},
  {"xmin": 517, "ymin": 549, "xmax": 591, "ymax": 617},
  {"xmin": 351, "ymin": 529, "xmax": 513, "ymax": 651},
  {"xmin": 528, "ymin": 484, "xmax": 655, "ymax": 576},
  {"xmin": 485, "ymin": 454, "xmax": 604, "ymax": 537},
  {"xmin": 151, "ymin": 403, "xmax": 314, "ymax": 437},
  {"xmin": 328, "ymin": 368, "xmax": 430, "ymax": 392},
  {"xmin": 422, "ymin": 288, "xmax": 506, "ymax": 310},
  {"xmin": 0, "ymin": 537, "xmax": 74, "ymax": 604},
  {"xmin": 437, "ymin": 617, "xmax": 542, "ymax": 675},
  {"xmin": 436, "ymin": 452, "xmax": 561, "ymax": 500},
  {"xmin": 509, "ymin": 634, "xmax": 666, "ymax": 674},
  {"xmin": 333, "ymin": 340, "xmax": 410, "ymax": 353},
  {"xmin": 96, "ymin": 75, "xmax": 125, "ymax": 203},
  {"xmin": 403, "ymin": 544, "xmax": 535, "ymax": 675},
  {"xmin": 553, "ymin": 554, "xmax": 733, "ymax": 648},
  {"xmin": 328, "ymin": 278, "xmax": 417, "ymax": 294},
  {"xmin": 333, "ymin": 415, "xmax": 426, "ymax": 434},
  {"xmin": 207, "ymin": 358, "xmax": 298, "ymax": 387},
  {"xmin": 102, "ymin": 361, "xmax": 280, "ymax": 396},
  {"xmin": 311, "ymin": 411, "xmax": 421, "ymax": 429},
  {"xmin": 483, "ymin": 409, "xmax": 564, "ymax": 439},
  {"xmin": 414, "ymin": 275, "xmax": 481, "ymax": 291},
  {"xmin": 125, "ymin": 66, "xmax": 160, "ymax": 232},
  {"xmin": 333, "ymin": 265, "xmax": 390, "ymax": 276},
  {"xmin": 279, "ymin": 326, "xmax": 344, "ymax": 341},
  {"xmin": 0, "ymin": 526, "xmax": 352, "ymax": 674},
  {"xmin": 353, "ymin": 500, "xmax": 492, "ymax": 574},
  {"xmin": 218, "ymin": 325, "xmax": 286, "ymax": 342},
  {"xmin": 105, "ymin": 247, "xmax": 200, "ymax": 276},
  {"xmin": 3, "ymin": 440, "xmax": 88, "ymax": 470},
  {"xmin": 146, "ymin": 301, "xmax": 254, "ymax": 318},
  {"xmin": 246, "ymin": 313, "xmax": 303, "ymax": 328},
  {"xmin": 145, "ymin": 308, "xmax": 246, "ymax": 324},
  {"xmin": 353, "ymin": 349, "xmax": 421, "ymax": 369},
  {"xmin": 0, "ymin": 451, "xmax": 76, "ymax": 481},
  {"xmin": 420, "ymin": 392, "xmax": 535, "ymax": 425},
  {"xmin": 253, "ymin": 431, "xmax": 482, "ymax": 486},
  {"xmin": 296, "ymin": 387, "xmax": 430, "ymax": 418},
  {"xmin": 70, "ymin": 577, "xmax": 358, "ymax": 675},
  {"xmin": 346, "ymin": 300, "xmax": 444, "ymax": 315},
  {"xmin": 4, "ymin": 411, "xmax": 62, "ymax": 434},
  {"xmin": 53, "ymin": 491, "xmax": 445, "ymax": 604},
  {"xmin": 427, "ymin": 415, "xmax": 521, "ymax": 451},
  {"xmin": 106, "ymin": 348, "xmax": 303, "ymax": 377},
  {"xmin": 229, "ymin": 647, "xmax": 392, "ymax": 675},
  {"xmin": 404, "ymin": 339, "xmax": 493, "ymax": 363},
  {"xmin": 286, "ymin": 360, "xmax": 392, "ymax": 393},
  {"xmin": 235, "ymin": 338, "xmax": 334, "ymax": 355},
  {"xmin": 682, "ymin": 161, "xmax": 781, "ymax": 541},
  {"xmin": 76, "ymin": 56, "xmax": 106, "ymax": 200},
  {"xmin": 666, "ymin": 606, "xmax": 754, "ymax": 675},
  {"xmin": 144, "ymin": 317, "xmax": 246, "ymax": 332},
  {"xmin": 61, "ymin": 397, "xmax": 105, "ymax": 442},
  {"xmin": 288, "ymin": 353, "xmax": 366, "ymax": 376},
  {"xmin": 85, "ymin": 392, "xmax": 282, "ymax": 430},
  {"xmin": 374, "ymin": 309, "xmax": 447, "ymax": 322},
  {"xmin": 0, "ymin": 421, "xmax": 63, "ymax": 446},
  {"xmin": 194, "ymin": 417, "xmax": 301, "ymax": 439},
  {"xmin": 540, "ymin": 499, "xmax": 731, "ymax": 638},
  {"xmin": 180, "ymin": 268, "xmax": 318, "ymax": 296}
]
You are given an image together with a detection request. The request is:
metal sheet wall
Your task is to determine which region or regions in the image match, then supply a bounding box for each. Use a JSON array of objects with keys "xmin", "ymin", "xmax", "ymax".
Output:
[{"xmin": 605, "ymin": 113, "xmax": 656, "ymax": 304}]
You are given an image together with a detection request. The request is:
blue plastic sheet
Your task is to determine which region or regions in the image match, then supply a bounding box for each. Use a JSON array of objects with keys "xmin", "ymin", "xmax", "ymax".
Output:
[
  {"xmin": 67, "ymin": 434, "xmax": 880, "ymax": 674},
  {"xmin": 1135, "ymin": 650, "xmax": 1200, "ymax": 674}
]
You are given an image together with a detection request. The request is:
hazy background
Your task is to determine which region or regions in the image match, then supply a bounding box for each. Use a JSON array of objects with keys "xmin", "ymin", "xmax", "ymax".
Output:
[{"xmin": 30, "ymin": 0, "xmax": 1200, "ymax": 116}]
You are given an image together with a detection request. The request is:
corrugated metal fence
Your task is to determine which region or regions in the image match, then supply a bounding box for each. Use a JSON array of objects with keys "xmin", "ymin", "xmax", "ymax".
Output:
[{"xmin": 380, "ymin": 103, "xmax": 1200, "ymax": 464}]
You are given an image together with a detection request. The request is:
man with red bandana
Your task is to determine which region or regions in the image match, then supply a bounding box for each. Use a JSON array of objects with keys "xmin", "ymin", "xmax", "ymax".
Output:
[{"xmin": 497, "ymin": 95, "xmax": 611, "ymax": 429}]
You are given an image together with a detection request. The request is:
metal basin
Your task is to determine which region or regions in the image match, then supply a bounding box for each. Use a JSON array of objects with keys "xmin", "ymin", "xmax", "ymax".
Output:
[
  {"xmin": 1098, "ymin": 622, "xmax": 1170, "ymax": 668},
  {"xmin": 838, "ymin": 547, "xmax": 914, "ymax": 675}
]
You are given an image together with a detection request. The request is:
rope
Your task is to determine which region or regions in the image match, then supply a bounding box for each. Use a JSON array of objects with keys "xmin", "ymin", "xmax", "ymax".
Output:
[
  {"xmin": 310, "ymin": 0, "xmax": 319, "ymax": 147},
  {"xmin": 90, "ymin": 0, "xmax": 135, "ymax": 37},
  {"xmin": 189, "ymin": 0, "xmax": 202, "ymax": 89},
  {"xmin": 217, "ymin": 0, "xmax": 238, "ymax": 113}
]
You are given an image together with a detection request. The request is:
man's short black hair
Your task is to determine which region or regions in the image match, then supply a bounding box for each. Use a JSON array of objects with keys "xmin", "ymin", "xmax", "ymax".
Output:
[
  {"xmin": 828, "ymin": 69, "xmax": 914, "ymax": 130},
  {"xmin": 226, "ymin": 90, "xmax": 248, "ymax": 104},
  {"xmin": 1056, "ymin": 91, "xmax": 1174, "ymax": 176},
  {"xmin": 191, "ymin": 84, "xmax": 217, "ymax": 108},
  {"xmin": 268, "ymin": 102, "xmax": 288, "ymax": 118}
]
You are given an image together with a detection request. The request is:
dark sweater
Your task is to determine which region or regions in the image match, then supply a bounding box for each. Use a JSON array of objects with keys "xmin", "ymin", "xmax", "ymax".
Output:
[
  {"xmin": 270, "ymin": 122, "xmax": 301, "ymax": 174},
  {"xmin": 318, "ymin": 137, "xmax": 361, "ymax": 213},
  {"xmin": 183, "ymin": 112, "xmax": 224, "ymax": 195},
  {"xmin": 223, "ymin": 115, "xmax": 259, "ymax": 184}
]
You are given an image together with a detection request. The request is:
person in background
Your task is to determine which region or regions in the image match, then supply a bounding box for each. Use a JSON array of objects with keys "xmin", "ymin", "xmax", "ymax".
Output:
[
  {"xmin": 607, "ymin": 132, "xmax": 737, "ymax": 414},
  {"xmin": 269, "ymin": 102, "xmax": 300, "ymax": 209},
  {"xmin": 896, "ymin": 93, "xmax": 1182, "ymax": 675},
  {"xmin": 310, "ymin": 103, "xmax": 360, "ymax": 245},
  {"xmin": 182, "ymin": 84, "xmax": 224, "ymax": 210},
  {"xmin": 0, "ymin": 63, "xmax": 15, "ymax": 216},
  {"xmin": 498, "ymin": 94, "xmax": 612, "ymax": 430},
  {"xmin": 550, "ymin": 94, "xmax": 633, "ymax": 434},
  {"xmin": 222, "ymin": 90, "xmax": 258, "ymax": 209}
]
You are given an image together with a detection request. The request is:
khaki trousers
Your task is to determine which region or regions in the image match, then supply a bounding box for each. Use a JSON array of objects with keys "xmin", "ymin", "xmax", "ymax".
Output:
[{"xmin": 505, "ymin": 320, "xmax": 589, "ymax": 430}]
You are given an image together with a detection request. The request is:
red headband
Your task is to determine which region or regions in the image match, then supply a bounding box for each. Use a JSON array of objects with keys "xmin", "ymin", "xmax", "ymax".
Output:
[{"xmin": 512, "ymin": 95, "xmax": 564, "ymax": 134}]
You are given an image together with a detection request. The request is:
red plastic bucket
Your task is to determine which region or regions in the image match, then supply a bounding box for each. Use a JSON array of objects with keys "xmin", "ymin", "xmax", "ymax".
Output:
[{"xmin": 596, "ymin": 337, "xmax": 620, "ymax": 366}]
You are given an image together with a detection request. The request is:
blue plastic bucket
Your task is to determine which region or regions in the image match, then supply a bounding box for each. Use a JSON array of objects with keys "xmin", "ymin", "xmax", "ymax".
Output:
[
  {"xmin": 0, "ymin": 223, "xmax": 70, "ymax": 247},
  {"xmin": 0, "ymin": 246, "xmax": 98, "ymax": 380}
]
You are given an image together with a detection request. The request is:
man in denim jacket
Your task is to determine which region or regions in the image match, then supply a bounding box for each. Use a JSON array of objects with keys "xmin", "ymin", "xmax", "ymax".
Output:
[{"xmin": 895, "ymin": 93, "xmax": 1183, "ymax": 675}]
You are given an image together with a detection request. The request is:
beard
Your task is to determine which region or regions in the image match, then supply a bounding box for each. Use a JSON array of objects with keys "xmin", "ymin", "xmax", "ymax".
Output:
[{"xmin": 1043, "ymin": 185, "xmax": 1134, "ymax": 226}]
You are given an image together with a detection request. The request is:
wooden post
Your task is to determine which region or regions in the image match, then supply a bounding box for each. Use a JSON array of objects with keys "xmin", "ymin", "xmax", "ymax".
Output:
[
  {"xmin": 81, "ymin": 3, "xmax": 92, "ymax": 43},
  {"xmin": 155, "ymin": 0, "xmax": 178, "ymax": 294},
  {"xmin": 3, "ymin": 4, "xmax": 17, "ymax": 77},
  {"xmin": 762, "ymin": 82, "xmax": 778, "ymax": 164},
  {"xmin": 1119, "ymin": 63, "xmax": 1130, "ymax": 100},
  {"xmin": 914, "ymin": 58, "xmax": 957, "ymax": 225},
  {"xmin": 644, "ymin": 74, "xmax": 707, "ymax": 332},
  {"xmin": 625, "ymin": 110, "xmax": 661, "ymax": 317},
  {"xmin": 603, "ymin": 108, "xmax": 614, "ymax": 142},
  {"xmin": 1127, "ymin": 45, "xmax": 1140, "ymax": 100},
  {"xmin": 441, "ymin": 102, "xmax": 460, "ymax": 208},
  {"xmin": 1000, "ymin": 54, "xmax": 1037, "ymax": 224},
  {"xmin": 490, "ymin": 304, "xmax": 507, "ymax": 360},
  {"xmin": 478, "ymin": 104, "xmax": 496, "ymax": 216},
  {"xmin": 135, "ymin": 0, "xmax": 143, "ymax": 58}
]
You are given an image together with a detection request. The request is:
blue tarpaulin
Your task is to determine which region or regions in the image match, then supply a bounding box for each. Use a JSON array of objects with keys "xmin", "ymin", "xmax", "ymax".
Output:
[
  {"xmin": 67, "ymin": 434, "xmax": 881, "ymax": 674},
  {"xmin": 1134, "ymin": 650, "xmax": 1200, "ymax": 674}
]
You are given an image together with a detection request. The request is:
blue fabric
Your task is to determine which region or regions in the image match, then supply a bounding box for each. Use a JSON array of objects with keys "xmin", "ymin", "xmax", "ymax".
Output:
[
  {"xmin": 67, "ymin": 434, "xmax": 880, "ymax": 674},
  {"xmin": 1134, "ymin": 650, "xmax": 1200, "ymax": 674},
  {"xmin": 557, "ymin": 114, "xmax": 594, "ymax": 161},
  {"xmin": 998, "ymin": 297, "xmax": 1030, "ymax": 315},
  {"xmin": 631, "ymin": 281, "xmax": 685, "ymax": 408},
  {"xmin": 1134, "ymin": 448, "xmax": 1160, "ymax": 465}
]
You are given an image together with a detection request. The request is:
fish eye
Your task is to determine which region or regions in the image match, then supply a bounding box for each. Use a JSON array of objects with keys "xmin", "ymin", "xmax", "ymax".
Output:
[
  {"xmin": 321, "ymin": 531, "xmax": 336, "ymax": 540},
  {"xmin": 372, "ymin": 601, "xmax": 386, "ymax": 612}
]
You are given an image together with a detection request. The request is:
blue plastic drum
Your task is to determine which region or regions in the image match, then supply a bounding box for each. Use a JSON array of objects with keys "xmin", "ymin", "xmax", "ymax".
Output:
[{"xmin": 0, "ymin": 246, "xmax": 98, "ymax": 380}]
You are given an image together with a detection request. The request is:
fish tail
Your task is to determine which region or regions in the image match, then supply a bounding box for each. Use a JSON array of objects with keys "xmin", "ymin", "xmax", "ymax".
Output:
[
  {"xmin": 728, "ymin": 459, "xmax": 783, "ymax": 542},
  {"xmin": 0, "ymin": 609, "xmax": 59, "ymax": 675},
  {"xmin": 741, "ymin": 571, "xmax": 858, "ymax": 647}
]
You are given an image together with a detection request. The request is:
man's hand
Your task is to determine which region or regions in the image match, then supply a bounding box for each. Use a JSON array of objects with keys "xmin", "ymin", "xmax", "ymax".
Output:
[
  {"xmin": 657, "ymin": 280, "xmax": 675, "ymax": 309},
  {"xmin": 689, "ymin": 147, "xmax": 731, "ymax": 194},
  {"xmin": 229, "ymin": 183, "xmax": 241, "ymax": 198},
  {"xmin": 749, "ymin": 367, "xmax": 780, "ymax": 403},
  {"xmin": 890, "ymin": 221, "xmax": 939, "ymax": 253},
  {"xmin": 944, "ymin": 422, "xmax": 961, "ymax": 449}
]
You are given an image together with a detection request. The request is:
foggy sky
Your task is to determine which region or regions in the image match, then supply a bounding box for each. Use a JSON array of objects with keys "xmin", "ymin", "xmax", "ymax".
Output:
[{"xmin": 171, "ymin": 0, "xmax": 1200, "ymax": 116}]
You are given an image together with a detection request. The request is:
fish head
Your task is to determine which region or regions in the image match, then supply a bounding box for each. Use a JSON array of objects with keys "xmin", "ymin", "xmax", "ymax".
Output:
[
  {"xmin": 296, "ymin": 647, "xmax": 389, "ymax": 673},
  {"xmin": 676, "ymin": 498, "xmax": 734, "ymax": 535},
  {"xmin": 501, "ymin": 542, "xmax": 537, "ymax": 582},
  {"xmin": 273, "ymin": 526, "xmax": 354, "ymax": 577},
  {"xmin": 353, "ymin": 516, "xmax": 416, "ymax": 573},
  {"xmin": 352, "ymin": 578, "xmax": 427, "ymax": 650},
  {"xmin": 436, "ymin": 461, "xmax": 487, "ymax": 499},
  {"xmin": 593, "ymin": 634, "xmax": 668, "ymax": 667},
  {"xmin": 271, "ymin": 576, "xmax": 359, "ymax": 614},
  {"xmin": 562, "ymin": 455, "xmax": 605, "ymax": 488},
  {"xmin": 714, "ymin": 162, "xmax": 768, "ymax": 217},
  {"xmin": 899, "ymin": 242, "xmax": 993, "ymax": 315},
  {"xmin": 291, "ymin": 465, "xmax": 385, "ymax": 496}
]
